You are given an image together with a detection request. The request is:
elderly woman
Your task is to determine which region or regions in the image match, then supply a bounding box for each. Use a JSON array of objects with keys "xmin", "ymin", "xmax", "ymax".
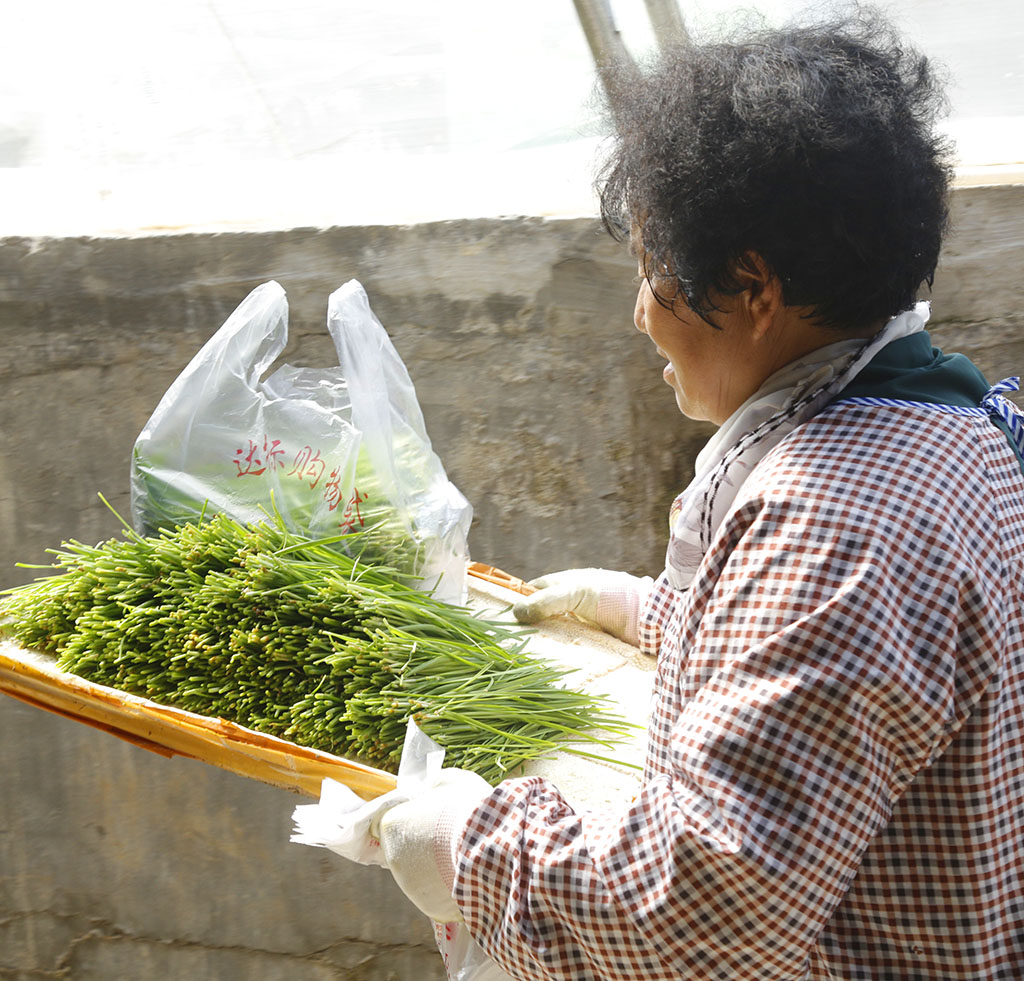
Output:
[{"xmin": 364, "ymin": 11, "xmax": 1024, "ymax": 980}]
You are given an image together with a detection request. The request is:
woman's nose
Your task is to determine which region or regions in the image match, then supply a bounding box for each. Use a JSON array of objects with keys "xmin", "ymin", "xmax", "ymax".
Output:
[{"xmin": 634, "ymin": 289, "xmax": 647, "ymax": 334}]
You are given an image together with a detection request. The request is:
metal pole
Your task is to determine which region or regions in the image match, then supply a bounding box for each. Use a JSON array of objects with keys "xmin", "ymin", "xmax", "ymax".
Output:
[
  {"xmin": 641, "ymin": 0, "xmax": 691, "ymax": 49},
  {"xmin": 571, "ymin": 0, "xmax": 636, "ymax": 117}
]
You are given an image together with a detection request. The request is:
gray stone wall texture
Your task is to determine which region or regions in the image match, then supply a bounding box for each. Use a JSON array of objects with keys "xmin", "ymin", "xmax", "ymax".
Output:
[{"xmin": 1, "ymin": 184, "xmax": 1022, "ymax": 979}]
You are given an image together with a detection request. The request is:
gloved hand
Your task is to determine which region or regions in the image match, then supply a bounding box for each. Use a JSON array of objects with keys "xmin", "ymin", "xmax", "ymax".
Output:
[
  {"xmin": 290, "ymin": 779, "xmax": 412, "ymax": 868},
  {"xmin": 290, "ymin": 717, "xmax": 446, "ymax": 868},
  {"xmin": 511, "ymin": 568, "xmax": 653, "ymax": 646},
  {"xmin": 375, "ymin": 768, "xmax": 492, "ymax": 923}
]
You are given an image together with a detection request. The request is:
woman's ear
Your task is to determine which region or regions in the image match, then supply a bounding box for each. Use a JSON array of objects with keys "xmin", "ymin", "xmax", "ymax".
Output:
[{"xmin": 732, "ymin": 252, "xmax": 783, "ymax": 338}]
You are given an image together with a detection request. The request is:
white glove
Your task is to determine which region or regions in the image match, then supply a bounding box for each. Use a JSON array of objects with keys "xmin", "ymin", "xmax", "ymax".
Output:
[
  {"xmin": 377, "ymin": 768, "xmax": 492, "ymax": 923},
  {"xmin": 290, "ymin": 720, "xmax": 491, "ymax": 923},
  {"xmin": 511, "ymin": 568, "xmax": 653, "ymax": 646}
]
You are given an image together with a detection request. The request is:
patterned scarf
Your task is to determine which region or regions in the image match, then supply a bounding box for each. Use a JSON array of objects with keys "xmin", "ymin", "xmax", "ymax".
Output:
[{"xmin": 661, "ymin": 302, "xmax": 930, "ymax": 591}]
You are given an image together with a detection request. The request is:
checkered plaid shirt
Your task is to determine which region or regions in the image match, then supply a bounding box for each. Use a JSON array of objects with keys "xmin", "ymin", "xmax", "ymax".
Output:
[{"xmin": 452, "ymin": 400, "xmax": 1024, "ymax": 979}]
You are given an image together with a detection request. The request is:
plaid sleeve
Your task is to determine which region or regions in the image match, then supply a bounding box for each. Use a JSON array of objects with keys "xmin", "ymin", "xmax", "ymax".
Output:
[{"xmin": 450, "ymin": 410, "xmax": 1008, "ymax": 980}]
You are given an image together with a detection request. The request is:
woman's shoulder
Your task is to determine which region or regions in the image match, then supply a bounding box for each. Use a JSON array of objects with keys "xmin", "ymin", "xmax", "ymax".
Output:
[{"xmin": 749, "ymin": 401, "xmax": 1007, "ymax": 518}]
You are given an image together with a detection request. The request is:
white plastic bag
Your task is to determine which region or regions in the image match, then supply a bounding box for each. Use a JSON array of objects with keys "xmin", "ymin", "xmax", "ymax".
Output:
[
  {"xmin": 291, "ymin": 720, "xmax": 516, "ymax": 981},
  {"xmin": 434, "ymin": 921, "xmax": 518, "ymax": 981},
  {"xmin": 130, "ymin": 279, "xmax": 472, "ymax": 602},
  {"xmin": 290, "ymin": 717, "xmax": 446, "ymax": 865}
]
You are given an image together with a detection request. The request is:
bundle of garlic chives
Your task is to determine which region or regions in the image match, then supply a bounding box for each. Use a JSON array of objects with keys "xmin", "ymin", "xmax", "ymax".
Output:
[{"xmin": 0, "ymin": 507, "xmax": 636, "ymax": 782}]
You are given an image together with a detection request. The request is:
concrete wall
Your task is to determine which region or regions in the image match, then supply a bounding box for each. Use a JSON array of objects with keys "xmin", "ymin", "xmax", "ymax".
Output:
[
  {"xmin": 1, "ymin": 185, "xmax": 1022, "ymax": 979},
  {"xmin": 0, "ymin": 217, "xmax": 707, "ymax": 592}
]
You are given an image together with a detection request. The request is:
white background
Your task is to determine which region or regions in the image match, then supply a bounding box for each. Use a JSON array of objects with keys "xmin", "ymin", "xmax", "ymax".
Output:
[{"xmin": 2, "ymin": 0, "xmax": 1021, "ymax": 234}]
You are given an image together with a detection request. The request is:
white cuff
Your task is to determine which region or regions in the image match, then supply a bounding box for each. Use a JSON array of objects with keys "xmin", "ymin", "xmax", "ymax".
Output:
[{"xmin": 594, "ymin": 575, "xmax": 653, "ymax": 646}]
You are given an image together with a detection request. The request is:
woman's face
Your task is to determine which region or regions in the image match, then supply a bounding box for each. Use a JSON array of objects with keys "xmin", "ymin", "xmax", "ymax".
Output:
[
  {"xmin": 632, "ymin": 262, "xmax": 756, "ymax": 426},
  {"xmin": 631, "ymin": 232, "xmax": 880, "ymax": 424}
]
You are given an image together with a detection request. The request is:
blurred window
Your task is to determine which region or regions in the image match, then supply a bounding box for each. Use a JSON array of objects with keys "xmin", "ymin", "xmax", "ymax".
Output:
[{"xmin": 2, "ymin": 0, "xmax": 1020, "ymax": 234}]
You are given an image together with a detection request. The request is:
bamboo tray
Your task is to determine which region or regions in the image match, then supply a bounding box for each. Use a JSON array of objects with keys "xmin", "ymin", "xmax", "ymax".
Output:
[{"xmin": 0, "ymin": 563, "xmax": 655, "ymax": 806}]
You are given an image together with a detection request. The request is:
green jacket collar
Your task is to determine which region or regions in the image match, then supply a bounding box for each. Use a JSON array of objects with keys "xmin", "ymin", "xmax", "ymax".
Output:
[
  {"xmin": 831, "ymin": 330, "xmax": 1024, "ymax": 474},
  {"xmin": 837, "ymin": 331, "xmax": 991, "ymax": 407}
]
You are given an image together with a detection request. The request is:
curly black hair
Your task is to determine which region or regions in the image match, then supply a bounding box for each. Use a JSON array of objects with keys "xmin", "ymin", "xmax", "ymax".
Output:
[{"xmin": 597, "ymin": 6, "xmax": 954, "ymax": 331}]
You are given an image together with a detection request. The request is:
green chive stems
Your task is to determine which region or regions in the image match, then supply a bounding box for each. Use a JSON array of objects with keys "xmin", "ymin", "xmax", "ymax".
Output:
[{"xmin": 1, "ymin": 508, "xmax": 636, "ymax": 783}]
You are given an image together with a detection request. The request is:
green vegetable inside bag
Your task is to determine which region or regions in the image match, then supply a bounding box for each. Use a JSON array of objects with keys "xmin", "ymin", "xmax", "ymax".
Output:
[{"xmin": 130, "ymin": 279, "xmax": 472, "ymax": 603}]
